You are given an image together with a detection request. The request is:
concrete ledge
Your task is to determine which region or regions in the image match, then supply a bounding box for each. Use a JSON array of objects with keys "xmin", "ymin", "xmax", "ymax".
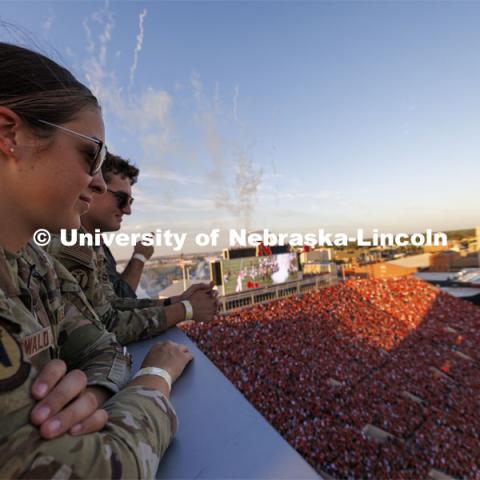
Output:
[{"xmin": 128, "ymin": 327, "xmax": 320, "ymax": 479}]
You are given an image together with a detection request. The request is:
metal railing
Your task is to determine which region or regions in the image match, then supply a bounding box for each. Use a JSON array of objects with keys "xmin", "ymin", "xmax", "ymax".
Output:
[{"xmin": 218, "ymin": 274, "xmax": 337, "ymax": 313}]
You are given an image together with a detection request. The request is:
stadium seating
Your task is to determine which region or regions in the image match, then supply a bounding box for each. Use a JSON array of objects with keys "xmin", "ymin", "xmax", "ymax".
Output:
[{"xmin": 182, "ymin": 278, "xmax": 480, "ymax": 478}]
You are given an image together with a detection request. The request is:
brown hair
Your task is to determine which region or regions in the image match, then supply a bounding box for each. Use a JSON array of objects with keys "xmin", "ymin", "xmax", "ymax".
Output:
[
  {"xmin": 0, "ymin": 42, "xmax": 99, "ymax": 136},
  {"xmin": 102, "ymin": 152, "xmax": 139, "ymax": 185}
]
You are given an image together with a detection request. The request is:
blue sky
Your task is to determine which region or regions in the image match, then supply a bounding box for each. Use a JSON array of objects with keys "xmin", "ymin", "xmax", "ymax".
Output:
[{"xmin": 1, "ymin": 1, "xmax": 479, "ymax": 256}]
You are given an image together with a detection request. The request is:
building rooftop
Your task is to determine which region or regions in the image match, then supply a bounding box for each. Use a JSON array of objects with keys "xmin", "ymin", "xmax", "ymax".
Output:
[{"xmin": 387, "ymin": 253, "xmax": 431, "ymax": 268}]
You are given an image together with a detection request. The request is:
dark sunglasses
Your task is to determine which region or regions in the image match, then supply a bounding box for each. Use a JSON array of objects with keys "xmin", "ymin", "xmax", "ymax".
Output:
[
  {"xmin": 108, "ymin": 189, "xmax": 135, "ymax": 209},
  {"xmin": 35, "ymin": 119, "xmax": 107, "ymax": 176}
]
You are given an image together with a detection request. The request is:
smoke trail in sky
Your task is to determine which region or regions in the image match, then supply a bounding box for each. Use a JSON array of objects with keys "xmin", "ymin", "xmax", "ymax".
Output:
[{"xmin": 130, "ymin": 8, "xmax": 147, "ymax": 90}]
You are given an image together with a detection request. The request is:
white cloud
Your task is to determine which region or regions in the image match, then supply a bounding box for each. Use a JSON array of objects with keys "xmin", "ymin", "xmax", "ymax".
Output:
[
  {"xmin": 261, "ymin": 172, "xmax": 284, "ymax": 180},
  {"xmin": 82, "ymin": 18, "xmax": 95, "ymax": 54},
  {"xmin": 142, "ymin": 170, "xmax": 204, "ymax": 186},
  {"xmin": 77, "ymin": 4, "xmax": 263, "ymax": 231},
  {"xmin": 98, "ymin": 10, "xmax": 114, "ymax": 66},
  {"xmin": 65, "ymin": 46, "xmax": 75, "ymax": 58},
  {"xmin": 191, "ymin": 72, "xmax": 228, "ymax": 193},
  {"xmin": 42, "ymin": 10, "xmax": 54, "ymax": 34},
  {"xmin": 233, "ymin": 84, "xmax": 239, "ymax": 122},
  {"xmin": 82, "ymin": 5, "xmax": 115, "ymax": 99},
  {"xmin": 81, "ymin": 4, "xmax": 172, "ymax": 166},
  {"xmin": 214, "ymin": 82, "xmax": 221, "ymax": 113},
  {"xmin": 134, "ymin": 196, "xmax": 215, "ymax": 212},
  {"xmin": 190, "ymin": 73, "xmax": 263, "ymax": 229}
]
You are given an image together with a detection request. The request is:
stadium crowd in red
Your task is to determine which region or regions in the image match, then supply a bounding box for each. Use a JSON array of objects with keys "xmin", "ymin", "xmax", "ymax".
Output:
[{"xmin": 182, "ymin": 277, "xmax": 480, "ymax": 478}]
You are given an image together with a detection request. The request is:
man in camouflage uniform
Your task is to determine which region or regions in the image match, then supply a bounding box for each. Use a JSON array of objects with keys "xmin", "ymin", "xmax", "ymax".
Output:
[
  {"xmin": 45, "ymin": 153, "xmax": 217, "ymax": 346},
  {"xmin": 0, "ymin": 241, "xmax": 177, "ymax": 478},
  {"xmin": 45, "ymin": 234, "xmax": 173, "ymax": 345},
  {"xmin": 45, "ymin": 153, "xmax": 216, "ymax": 345},
  {"xmin": 82, "ymin": 152, "xmax": 155, "ymax": 299}
]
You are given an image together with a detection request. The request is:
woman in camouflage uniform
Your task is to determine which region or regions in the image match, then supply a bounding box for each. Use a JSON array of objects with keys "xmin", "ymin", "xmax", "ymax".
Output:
[{"xmin": 0, "ymin": 42, "xmax": 192, "ymax": 478}]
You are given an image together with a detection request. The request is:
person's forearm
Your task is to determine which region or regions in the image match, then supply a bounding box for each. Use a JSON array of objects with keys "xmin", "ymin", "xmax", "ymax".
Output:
[
  {"xmin": 85, "ymin": 385, "xmax": 111, "ymax": 407},
  {"xmin": 101, "ymin": 303, "xmax": 185, "ymax": 346},
  {"xmin": 61, "ymin": 313, "xmax": 130, "ymax": 394},
  {"xmin": 2, "ymin": 385, "xmax": 177, "ymax": 479},
  {"xmin": 129, "ymin": 376, "xmax": 170, "ymax": 398},
  {"xmin": 169, "ymin": 294, "xmax": 181, "ymax": 304},
  {"xmin": 165, "ymin": 303, "xmax": 186, "ymax": 328},
  {"xmin": 120, "ymin": 257, "xmax": 145, "ymax": 292}
]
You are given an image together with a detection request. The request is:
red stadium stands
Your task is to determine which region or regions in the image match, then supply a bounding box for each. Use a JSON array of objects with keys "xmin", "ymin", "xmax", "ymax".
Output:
[{"xmin": 181, "ymin": 278, "xmax": 480, "ymax": 478}]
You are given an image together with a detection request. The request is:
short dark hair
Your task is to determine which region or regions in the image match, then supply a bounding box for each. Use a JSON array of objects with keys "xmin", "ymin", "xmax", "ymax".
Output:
[{"xmin": 102, "ymin": 152, "xmax": 139, "ymax": 185}]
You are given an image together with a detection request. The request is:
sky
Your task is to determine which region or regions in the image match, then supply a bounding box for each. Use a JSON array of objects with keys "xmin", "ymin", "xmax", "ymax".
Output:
[{"xmin": 1, "ymin": 0, "xmax": 480, "ymax": 257}]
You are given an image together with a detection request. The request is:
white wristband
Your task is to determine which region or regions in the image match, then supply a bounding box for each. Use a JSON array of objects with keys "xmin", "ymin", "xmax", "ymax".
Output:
[
  {"xmin": 181, "ymin": 300, "xmax": 193, "ymax": 321},
  {"xmin": 133, "ymin": 253, "xmax": 147, "ymax": 264},
  {"xmin": 133, "ymin": 367, "xmax": 172, "ymax": 391}
]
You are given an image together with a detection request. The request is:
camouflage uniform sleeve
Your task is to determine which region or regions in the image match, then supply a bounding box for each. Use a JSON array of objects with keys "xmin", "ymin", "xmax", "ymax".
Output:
[
  {"xmin": 112, "ymin": 295, "xmax": 165, "ymax": 309},
  {"xmin": 98, "ymin": 246, "xmax": 164, "ymax": 308},
  {"xmin": 1, "ymin": 243, "xmax": 179, "ymax": 479},
  {"xmin": 100, "ymin": 303, "xmax": 169, "ymax": 346},
  {"xmin": 102, "ymin": 243, "xmax": 138, "ymax": 299},
  {"xmin": 102, "ymin": 271, "xmax": 167, "ymax": 315},
  {"xmin": 94, "ymin": 246, "xmax": 171, "ymax": 344},
  {"xmin": 47, "ymin": 237, "xmax": 170, "ymax": 346},
  {"xmin": 93, "ymin": 275, "xmax": 170, "ymax": 346},
  {"xmin": 1, "ymin": 386, "xmax": 178, "ymax": 479},
  {"xmin": 53, "ymin": 259, "xmax": 131, "ymax": 393},
  {"xmin": 110, "ymin": 274, "xmax": 138, "ymax": 299}
]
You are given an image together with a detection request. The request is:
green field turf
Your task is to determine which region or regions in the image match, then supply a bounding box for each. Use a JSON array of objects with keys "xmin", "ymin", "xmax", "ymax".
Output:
[{"xmin": 222, "ymin": 256, "xmax": 298, "ymax": 295}]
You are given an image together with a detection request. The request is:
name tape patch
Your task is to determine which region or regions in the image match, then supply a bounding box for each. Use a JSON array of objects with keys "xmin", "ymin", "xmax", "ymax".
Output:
[{"xmin": 21, "ymin": 326, "xmax": 54, "ymax": 359}]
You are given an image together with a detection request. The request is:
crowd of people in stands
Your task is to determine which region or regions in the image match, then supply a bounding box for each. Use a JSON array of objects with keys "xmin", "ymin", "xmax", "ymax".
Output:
[{"xmin": 183, "ymin": 277, "xmax": 480, "ymax": 479}]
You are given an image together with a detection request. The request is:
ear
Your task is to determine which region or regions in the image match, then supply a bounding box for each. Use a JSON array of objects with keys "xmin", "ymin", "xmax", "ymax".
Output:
[{"xmin": 0, "ymin": 107, "xmax": 22, "ymax": 159}]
